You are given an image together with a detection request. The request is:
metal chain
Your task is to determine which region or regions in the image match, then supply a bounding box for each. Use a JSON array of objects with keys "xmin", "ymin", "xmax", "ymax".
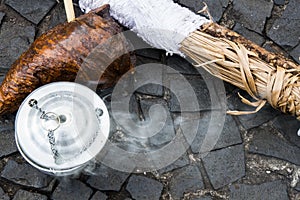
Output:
[{"xmin": 28, "ymin": 99, "xmax": 104, "ymax": 165}]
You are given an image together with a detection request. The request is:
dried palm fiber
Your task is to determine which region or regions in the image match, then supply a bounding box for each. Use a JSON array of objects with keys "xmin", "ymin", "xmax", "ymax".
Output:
[{"xmin": 79, "ymin": 0, "xmax": 300, "ymax": 119}]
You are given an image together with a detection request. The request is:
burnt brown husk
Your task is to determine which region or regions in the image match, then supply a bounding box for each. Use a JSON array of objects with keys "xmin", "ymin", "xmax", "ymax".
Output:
[{"xmin": 0, "ymin": 5, "xmax": 134, "ymax": 114}]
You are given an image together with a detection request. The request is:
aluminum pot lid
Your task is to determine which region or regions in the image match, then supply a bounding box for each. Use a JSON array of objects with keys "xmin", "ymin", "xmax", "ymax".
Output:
[{"xmin": 15, "ymin": 82, "xmax": 110, "ymax": 171}]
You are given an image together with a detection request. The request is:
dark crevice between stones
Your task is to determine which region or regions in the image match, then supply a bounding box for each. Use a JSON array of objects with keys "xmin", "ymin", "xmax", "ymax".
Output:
[
  {"xmin": 219, "ymin": 0, "xmax": 234, "ymax": 28},
  {"xmin": 0, "ymin": 176, "xmax": 53, "ymax": 199},
  {"xmin": 197, "ymin": 159, "xmax": 213, "ymax": 190}
]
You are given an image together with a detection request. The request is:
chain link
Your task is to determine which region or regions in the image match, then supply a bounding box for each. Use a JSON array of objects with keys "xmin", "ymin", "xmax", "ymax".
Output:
[{"xmin": 28, "ymin": 99, "xmax": 104, "ymax": 165}]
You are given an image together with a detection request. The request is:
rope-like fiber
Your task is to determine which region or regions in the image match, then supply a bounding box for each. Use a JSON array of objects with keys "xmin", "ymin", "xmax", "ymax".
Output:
[{"xmin": 181, "ymin": 23, "xmax": 300, "ymax": 119}]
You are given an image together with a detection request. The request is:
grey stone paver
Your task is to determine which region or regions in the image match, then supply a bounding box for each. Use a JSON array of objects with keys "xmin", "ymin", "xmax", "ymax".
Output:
[
  {"xmin": 140, "ymin": 98, "xmax": 176, "ymax": 147},
  {"xmin": 169, "ymin": 165, "xmax": 204, "ymax": 199},
  {"xmin": 0, "ymin": 0, "xmax": 299, "ymax": 199},
  {"xmin": 170, "ymin": 75, "xmax": 211, "ymax": 112},
  {"xmin": 134, "ymin": 63, "xmax": 164, "ymax": 96},
  {"xmin": 5, "ymin": 0, "xmax": 56, "ymax": 24},
  {"xmin": 52, "ymin": 180, "xmax": 93, "ymax": 200},
  {"xmin": 126, "ymin": 175, "xmax": 163, "ymax": 200},
  {"xmin": 291, "ymin": 44, "xmax": 300, "ymax": 64},
  {"xmin": 192, "ymin": 196, "xmax": 212, "ymax": 200},
  {"xmin": 0, "ymin": 22, "xmax": 35, "ymax": 71},
  {"xmin": 233, "ymin": 23, "xmax": 265, "ymax": 46},
  {"xmin": 1, "ymin": 160, "xmax": 52, "ymax": 188},
  {"xmin": 179, "ymin": 0, "xmax": 229, "ymax": 22},
  {"xmin": 227, "ymin": 91, "xmax": 280, "ymax": 130},
  {"xmin": 248, "ymin": 125, "xmax": 300, "ymax": 165},
  {"xmin": 0, "ymin": 12, "xmax": 5, "ymax": 24},
  {"xmin": 232, "ymin": 0, "xmax": 273, "ymax": 33},
  {"xmin": 87, "ymin": 164, "xmax": 129, "ymax": 191},
  {"xmin": 166, "ymin": 54, "xmax": 199, "ymax": 75},
  {"xmin": 274, "ymin": 0, "xmax": 285, "ymax": 5},
  {"xmin": 90, "ymin": 191, "xmax": 108, "ymax": 200},
  {"xmin": 201, "ymin": 144, "xmax": 245, "ymax": 189},
  {"xmin": 13, "ymin": 189, "xmax": 47, "ymax": 200},
  {"xmin": 267, "ymin": 0, "xmax": 300, "ymax": 48},
  {"xmin": 0, "ymin": 130, "xmax": 17, "ymax": 157},
  {"xmin": 158, "ymin": 153, "xmax": 189, "ymax": 174},
  {"xmin": 190, "ymin": 112, "xmax": 242, "ymax": 154},
  {"xmin": 272, "ymin": 115, "xmax": 300, "ymax": 148},
  {"xmin": 0, "ymin": 187, "xmax": 9, "ymax": 200},
  {"xmin": 229, "ymin": 180, "xmax": 289, "ymax": 200}
]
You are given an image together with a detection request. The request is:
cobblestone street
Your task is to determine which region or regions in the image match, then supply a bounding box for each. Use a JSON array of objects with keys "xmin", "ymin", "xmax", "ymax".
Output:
[{"xmin": 0, "ymin": 0, "xmax": 300, "ymax": 199}]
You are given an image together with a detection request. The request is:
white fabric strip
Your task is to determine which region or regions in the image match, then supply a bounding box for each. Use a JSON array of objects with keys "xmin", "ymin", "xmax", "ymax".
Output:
[{"xmin": 79, "ymin": 0, "xmax": 210, "ymax": 55}]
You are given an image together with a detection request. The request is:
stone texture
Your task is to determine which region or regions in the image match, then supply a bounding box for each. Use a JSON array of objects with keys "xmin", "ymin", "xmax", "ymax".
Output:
[
  {"xmin": 179, "ymin": 0, "xmax": 229, "ymax": 21},
  {"xmin": 52, "ymin": 180, "xmax": 93, "ymax": 200},
  {"xmin": 126, "ymin": 175, "xmax": 163, "ymax": 200},
  {"xmin": 202, "ymin": 145, "xmax": 245, "ymax": 189},
  {"xmin": 169, "ymin": 165, "xmax": 204, "ymax": 199},
  {"xmin": 0, "ymin": 187, "xmax": 9, "ymax": 200},
  {"xmin": 234, "ymin": 23, "xmax": 265, "ymax": 46},
  {"xmin": 229, "ymin": 180, "xmax": 289, "ymax": 200},
  {"xmin": 87, "ymin": 164, "xmax": 129, "ymax": 191},
  {"xmin": 272, "ymin": 115, "xmax": 300, "ymax": 148},
  {"xmin": 248, "ymin": 125, "xmax": 300, "ymax": 165},
  {"xmin": 267, "ymin": 0, "xmax": 300, "ymax": 48},
  {"xmin": 166, "ymin": 55, "xmax": 199, "ymax": 75},
  {"xmin": 274, "ymin": 0, "xmax": 285, "ymax": 5},
  {"xmin": 232, "ymin": 0, "xmax": 273, "ymax": 33},
  {"xmin": 90, "ymin": 191, "xmax": 108, "ymax": 200},
  {"xmin": 192, "ymin": 196, "xmax": 212, "ymax": 200},
  {"xmin": 13, "ymin": 189, "xmax": 47, "ymax": 200},
  {"xmin": 158, "ymin": 154, "xmax": 189, "ymax": 174},
  {"xmin": 135, "ymin": 49, "xmax": 162, "ymax": 60},
  {"xmin": 169, "ymin": 75, "xmax": 211, "ymax": 112},
  {"xmin": 1, "ymin": 160, "xmax": 52, "ymax": 188},
  {"xmin": 0, "ymin": 130, "xmax": 17, "ymax": 157},
  {"xmin": 140, "ymin": 98, "xmax": 176, "ymax": 147},
  {"xmin": 0, "ymin": 22, "xmax": 35, "ymax": 71},
  {"xmin": 227, "ymin": 90, "xmax": 280, "ymax": 130},
  {"xmin": 134, "ymin": 62, "xmax": 163, "ymax": 96},
  {"xmin": 291, "ymin": 44, "xmax": 300, "ymax": 64},
  {"xmin": 5, "ymin": 0, "xmax": 56, "ymax": 24},
  {"xmin": 0, "ymin": 12, "xmax": 5, "ymax": 24},
  {"xmin": 190, "ymin": 111, "xmax": 242, "ymax": 154}
]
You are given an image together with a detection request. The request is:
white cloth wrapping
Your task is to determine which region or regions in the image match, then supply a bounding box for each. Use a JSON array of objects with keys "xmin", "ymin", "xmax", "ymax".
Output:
[{"xmin": 79, "ymin": 0, "xmax": 210, "ymax": 55}]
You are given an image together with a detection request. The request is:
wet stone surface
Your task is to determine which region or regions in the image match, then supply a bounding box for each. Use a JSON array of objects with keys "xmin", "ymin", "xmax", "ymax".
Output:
[
  {"xmin": 229, "ymin": 180, "xmax": 289, "ymax": 200},
  {"xmin": 126, "ymin": 175, "xmax": 163, "ymax": 200},
  {"xmin": 52, "ymin": 180, "xmax": 93, "ymax": 200},
  {"xmin": 1, "ymin": 160, "xmax": 52, "ymax": 188},
  {"xmin": 13, "ymin": 189, "xmax": 47, "ymax": 200}
]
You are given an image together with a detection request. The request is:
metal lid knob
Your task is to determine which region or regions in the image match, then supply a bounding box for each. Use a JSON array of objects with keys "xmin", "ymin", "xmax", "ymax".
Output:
[{"xmin": 15, "ymin": 82, "xmax": 110, "ymax": 175}]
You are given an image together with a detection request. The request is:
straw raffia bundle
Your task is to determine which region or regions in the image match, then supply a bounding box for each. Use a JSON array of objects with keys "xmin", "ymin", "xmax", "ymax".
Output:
[{"xmin": 79, "ymin": 0, "xmax": 300, "ymax": 119}]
